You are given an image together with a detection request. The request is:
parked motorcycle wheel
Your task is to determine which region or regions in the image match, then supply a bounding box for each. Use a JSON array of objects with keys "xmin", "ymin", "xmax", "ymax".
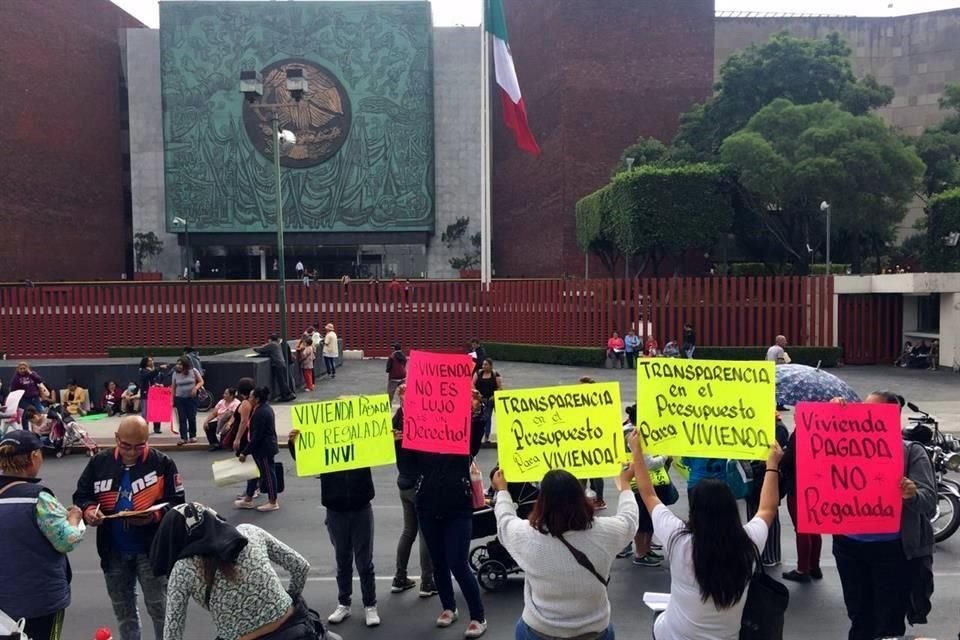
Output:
[{"xmin": 933, "ymin": 491, "xmax": 960, "ymax": 543}]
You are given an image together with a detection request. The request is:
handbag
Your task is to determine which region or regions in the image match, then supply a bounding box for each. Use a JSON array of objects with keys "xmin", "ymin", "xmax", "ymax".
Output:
[
  {"xmin": 739, "ymin": 550, "xmax": 789, "ymax": 640},
  {"xmin": 261, "ymin": 462, "xmax": 286, "ymax": 494},
  {"xmin": 654, "ymin": 481, "xmax": 679, "ymax": 506},
  {"xmin": 469, "ymin": 461, "xmax": 486, "ymax": 509},
  {"xmin": 212, "ymin": 457, "xmax": 260, "ymax": 487}
]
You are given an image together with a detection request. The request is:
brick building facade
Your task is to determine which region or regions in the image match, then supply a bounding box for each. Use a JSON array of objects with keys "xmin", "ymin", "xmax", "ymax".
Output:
[
  {"xmin": 491, "ymin": 0, "xmax": 716, "ymax": 278},
  {"xmin": 0, "ymin": 0, "xmax": 142, "ymax": 282}
]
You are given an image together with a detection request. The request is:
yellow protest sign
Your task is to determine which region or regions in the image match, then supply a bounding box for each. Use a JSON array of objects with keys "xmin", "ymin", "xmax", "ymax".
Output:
[
  {"xmin": 496, "ymin": 382, "xmax": 624, "ymax": 482},
  {"xmin": 649, "ymin": 467, "xmax": 671, "ymax": 486},
  {"xmin": 291, "ymin": 395, "xmax": 396, "ymax": 476},
  {"xmin": 636, "ymin": 359, "xmax": 775, "ymax": 460}
]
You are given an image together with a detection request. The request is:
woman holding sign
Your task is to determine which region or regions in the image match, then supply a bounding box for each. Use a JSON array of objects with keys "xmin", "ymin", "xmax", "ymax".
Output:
[
  {"xmin": 628, "ymin": 430, "xmax": 782, "ymax": 640},
  {"xmin": 830, "ymin": 392, "xmax": 936, "ymax": 640},
  {"xmin": 413, "ymin": 389, "xmax": 488, "ymax": 638},
  {"xmin": 491, "ymin": 465, "xmax": 638, "ymax": 640},
  {"xmin": 235, "ymin": 387, "xmax": 280, "ymax": 513}
]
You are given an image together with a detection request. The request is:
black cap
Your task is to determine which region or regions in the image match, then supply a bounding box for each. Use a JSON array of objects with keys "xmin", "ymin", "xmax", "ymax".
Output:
[
  {"xmin": 0, "ymin": 430, "xmax": 42, "ymax": 455},
  {"xmin": 269, "ymin": 333, "xmax": 280, "ymax": 341}
]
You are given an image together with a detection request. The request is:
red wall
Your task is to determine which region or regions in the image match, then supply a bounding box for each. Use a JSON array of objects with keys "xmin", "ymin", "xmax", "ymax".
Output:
[
  {"xmin": 0, "ymin": 0, "xmax": 143, "ymax": 281},
  {"xmin": 492, "ymin": 0, "xmax": 716, "ymax": 277}
]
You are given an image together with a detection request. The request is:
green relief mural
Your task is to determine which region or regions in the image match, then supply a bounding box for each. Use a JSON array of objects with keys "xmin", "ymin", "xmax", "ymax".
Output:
[{"xmin": 159, "ymin": 1, "xmax": 435, "ymax": 233}]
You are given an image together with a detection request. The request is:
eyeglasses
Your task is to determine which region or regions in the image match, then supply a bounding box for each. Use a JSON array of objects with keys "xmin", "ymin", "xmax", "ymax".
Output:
[{"xmin": 116, "ymin": 440, "xmax": 148, "ymax": 451}]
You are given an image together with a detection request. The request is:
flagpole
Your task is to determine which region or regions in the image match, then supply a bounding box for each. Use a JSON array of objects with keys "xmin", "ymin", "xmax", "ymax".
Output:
[{"xmin": 480, "ymin": 0, "xmax": 492, "ymax": 287}]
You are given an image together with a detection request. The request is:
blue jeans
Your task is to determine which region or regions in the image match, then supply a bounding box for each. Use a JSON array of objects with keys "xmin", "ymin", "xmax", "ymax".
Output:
[
  {"xmin": 516, "ymin": 619, "xmax": 614, "ymax": 640},
  {"xmin": 418, "ymin": 512, "xmax": 484, "ymax": 622},
  {"xmin": 173, "ymin": 396, "xmax": 197, "ymax": 441},
  {"xmin": 103, "ymin": 553, "xmax": 166, "ymax": 640},
  {"xmin": 324, "ymin": 356, "xmax": 337, "ymax": 377}
]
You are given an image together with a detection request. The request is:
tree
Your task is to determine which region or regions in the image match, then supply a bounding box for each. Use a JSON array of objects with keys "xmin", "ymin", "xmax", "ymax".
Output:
[
  {"xmin": 612, "ymin": 137, "xmax": 669, "ymax": 176},
  {"xmin": 674, "ymin": 32, "xmax": 893, "ymax": 159},
  {"xmin": 441, "ymin": 217, "xmax": 481, "ymax": 270},
  {"xmin": 924, "ymin": 188, "xmax": 960, "ymax": 271},
  {"xmin": 575, "ymin": 185, "xmax": 622, "ymax": 278},
  {"xmin": 720, "ymin": 99, "xmax": 924, "ymax": 273},
  {"xmin": 915, "ymin": 83, "xmax": 960, "ymax": 197},
  {"xmin": 133, "ymin": 232, "xmax": 164, "ymax": 272}
]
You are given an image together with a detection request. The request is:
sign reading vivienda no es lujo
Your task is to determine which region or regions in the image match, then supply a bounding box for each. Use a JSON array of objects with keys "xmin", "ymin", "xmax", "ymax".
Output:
[
  {"xmin": 496, "ymin": 382, "xmax": 624, "ymax": 481},
  {"xmin": 795, "ymin": 402, "xmax": 903, "ymax": 535},
  {"xmin": 402, "ymin": 351, "xmax": 475, "ymax": 455},
  {"xmin": 635, "ymin": 359, "xmax": 775, "ymax": 460},
  {"xmin": 292, "ymin": 395, "xmax": 395, "ymax": 476}
]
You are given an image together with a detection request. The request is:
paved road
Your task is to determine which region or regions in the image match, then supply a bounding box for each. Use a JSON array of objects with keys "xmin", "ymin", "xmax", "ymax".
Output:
[
  {"xmin": 40, "ymin": 450, "xmax": 960, "ymax": 640},
  {"xmin": 27, "ymin": 360, "xmax": 960, "ymax": 638},
  {"xmin": 73, "ymin": 360, "xmax": 960, "ymax": 447}
]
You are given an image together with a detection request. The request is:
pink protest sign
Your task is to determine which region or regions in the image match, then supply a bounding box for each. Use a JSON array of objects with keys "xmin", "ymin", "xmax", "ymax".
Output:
[
  {"xmin": 145, "ymin": 386, "xmax": 173, "ymax": 424},
  {"xmin": 795, "ymin": 402, "xmax": 904, "ymax": 535},
  {"xmin": 402, "ymin": 350, "xmax": 474, "ymax": 455}
]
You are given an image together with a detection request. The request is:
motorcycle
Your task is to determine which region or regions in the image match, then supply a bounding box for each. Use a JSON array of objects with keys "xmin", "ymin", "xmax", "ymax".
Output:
[{"xmin": 903, "ymin": 402, "xmax": 960, "ymax": 543}]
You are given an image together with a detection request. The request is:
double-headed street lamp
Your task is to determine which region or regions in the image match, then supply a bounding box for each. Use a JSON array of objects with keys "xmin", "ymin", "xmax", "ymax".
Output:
[{"xmin": 240, "ymin": 67, "xmax": 307, "ymax": 346}]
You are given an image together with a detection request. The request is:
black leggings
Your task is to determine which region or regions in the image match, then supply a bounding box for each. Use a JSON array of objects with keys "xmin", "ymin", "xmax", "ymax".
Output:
[{"xmin": 25, "ymin": 610, "xmax": 65, "ymax": 640}]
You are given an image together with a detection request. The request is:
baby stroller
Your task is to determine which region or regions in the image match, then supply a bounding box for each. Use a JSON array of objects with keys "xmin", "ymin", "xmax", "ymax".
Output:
[
  {"xmin": 469, "ymin": 481, "xmax": 540, "ymax": 592},
  {"xmin": 45, "ymin": 404, "xmax": 99, "ymax": 457}
]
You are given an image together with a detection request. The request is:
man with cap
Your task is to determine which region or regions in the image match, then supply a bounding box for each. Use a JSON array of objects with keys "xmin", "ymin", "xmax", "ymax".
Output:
[
  {"xmin": 0, "ymin": 430, "xmax": 85, "ymax": 640},
  {"xmin": 254, "ymin": 333, "xmax": 296, "ymax": 402},
  {"xmin": 73, "ymin": 416, "xmax": 185, "ymax": 640}
]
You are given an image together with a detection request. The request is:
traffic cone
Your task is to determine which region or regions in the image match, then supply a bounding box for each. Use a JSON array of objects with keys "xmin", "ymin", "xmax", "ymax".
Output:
[{"xmin": 94, "ymin": 628, "xmax": 113, "ymax": 640}]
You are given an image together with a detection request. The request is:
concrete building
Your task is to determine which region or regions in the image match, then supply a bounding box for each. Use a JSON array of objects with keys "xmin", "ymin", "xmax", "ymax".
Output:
[{"xmin": 0, "ymin": 0, "xmax": 144, "ymax": 281}]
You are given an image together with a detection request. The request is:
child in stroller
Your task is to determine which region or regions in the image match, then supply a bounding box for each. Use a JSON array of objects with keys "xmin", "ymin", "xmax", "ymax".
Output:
[
  {"xmin": 469, "ymin": 470, "xmax": 540, "ymax": 592},
  {"xmin": 26, "ymin": 404, "xmax": 99, "ymax": 457}
]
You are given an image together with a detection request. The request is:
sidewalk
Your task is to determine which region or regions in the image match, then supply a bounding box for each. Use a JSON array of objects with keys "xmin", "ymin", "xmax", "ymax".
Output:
[{"xmin": 57, "ymin": 359, "xmax": 960, "ymax": 451}]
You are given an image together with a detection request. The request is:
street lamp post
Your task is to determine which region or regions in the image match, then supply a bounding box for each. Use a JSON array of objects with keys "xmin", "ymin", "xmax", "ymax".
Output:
[
  {"xmin": 240, "ymin": 68, "xmax": 306, "ymax": 346},
  {"xmin": 172, "ymin": 216, "xmax": 194, "ymax": 345},
  {"xmin": 820, "ymin": 201, "xmax": 832, "ymax": 275}
]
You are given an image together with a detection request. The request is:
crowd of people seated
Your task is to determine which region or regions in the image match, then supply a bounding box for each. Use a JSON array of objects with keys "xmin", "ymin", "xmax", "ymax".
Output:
[{"xmin": 895, "ymin": 340, "xmax": 940, "ymax": 370}]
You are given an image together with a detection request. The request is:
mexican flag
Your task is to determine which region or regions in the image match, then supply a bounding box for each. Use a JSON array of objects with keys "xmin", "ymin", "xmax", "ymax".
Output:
[{"xmin": 486, "ymin": 0, "xmax": 541, "ymax": 155}]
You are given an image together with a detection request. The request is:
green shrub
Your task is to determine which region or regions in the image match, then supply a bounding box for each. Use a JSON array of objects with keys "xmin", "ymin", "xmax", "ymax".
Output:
[
  {"xmin": 485, "ymin": 343, "xmax": 607, "ymax": 367},
  {"xmin": 809, "ymin": 263, "xmax": 851, "ymax": 275},
  {"xmin": 485, "ymin": 342, "xmax": 842, "ymax": 368},
  {"xmin": 106, "ymin": 346, "xmax": 245, "ymax": 358},
  {"xmin": 926, "ymin": 188, "xmax": 960, "ymax": 272}
]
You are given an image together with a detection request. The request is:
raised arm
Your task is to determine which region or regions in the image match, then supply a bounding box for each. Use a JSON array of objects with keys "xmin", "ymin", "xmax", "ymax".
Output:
[
  {"xmin": 754, "ymin": 444, "xmax": 784, "ymax": 527},
  {"xmin": 627, "ymin": 431, "xmax": 661, "ymax": 514}
]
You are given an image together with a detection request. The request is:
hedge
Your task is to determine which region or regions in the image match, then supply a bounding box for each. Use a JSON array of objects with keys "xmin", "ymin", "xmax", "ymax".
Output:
[
  {"xmin": 106, "ymin": 346, "xmax": 245, "ymax": 358},
  {"xmin": 484, "ymin": 342, "xmax": 842, "ymax": 368}
]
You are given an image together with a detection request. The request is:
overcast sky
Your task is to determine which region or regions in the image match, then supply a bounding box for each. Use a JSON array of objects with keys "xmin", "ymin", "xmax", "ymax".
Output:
[{"xmin": 111, "ymin": 0, "xmax": 960, "ymax": 28}]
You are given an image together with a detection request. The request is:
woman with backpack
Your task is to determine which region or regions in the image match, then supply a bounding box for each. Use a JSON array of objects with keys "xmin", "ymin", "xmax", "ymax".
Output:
[
  {"xmin": 492, "ymin": 465, "xmax": 638, "ymax": 640},
  {"xmin": 386, "ymin": 344, "xmax": 407, "ymax": 401},
  {"xmin": 628, "ymin": 430, "xmax": 783, "ymax": 640}
]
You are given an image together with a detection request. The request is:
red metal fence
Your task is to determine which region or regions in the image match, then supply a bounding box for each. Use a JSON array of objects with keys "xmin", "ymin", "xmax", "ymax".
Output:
[
  {"xmin": 0, "ymin": 277, "xmax": 834, "ymax": 359},
  {"xmin": 837, "ymin": 294, "xmax": 902, "ymax": 365}
]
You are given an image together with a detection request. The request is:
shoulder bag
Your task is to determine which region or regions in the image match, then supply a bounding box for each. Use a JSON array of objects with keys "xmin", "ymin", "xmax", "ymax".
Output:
[
  {"xmin": 739, "ymin": 548, "xmax": 789, "ymax": 640},
  {"xmin": 555, "ymin": 534, "xmax": 609, "ymax": 586}
]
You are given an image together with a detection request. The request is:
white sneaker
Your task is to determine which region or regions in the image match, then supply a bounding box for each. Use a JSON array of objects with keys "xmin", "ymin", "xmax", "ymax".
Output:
[
  {"xmin": 436, "ymin": 609, "xmax": 459, "ymax": 628},
  {"xmin": 465, "ymin": 619, "xmax": 488, "ymax": 638},
  {"xmin": 327, "ymin": 605, "xmax": 351, "ymax": 624},
  {"xmin": 364, "ymin": 606, "xmax": 381, "ymax": 627}
]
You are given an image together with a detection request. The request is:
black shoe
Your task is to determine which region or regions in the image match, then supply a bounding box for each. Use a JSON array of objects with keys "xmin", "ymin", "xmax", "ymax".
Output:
[
  {"xmin": 809, "ymin": 568, "xmax": 823, "ymax": 580},
  {"xmin": 208, "ymin": 445, "xmax": 221, "ymax": 452},
  {"xmin": 782, "ymin": 570, "xmax": 811, "ymax": 583},
  {"xmin": 153, "ymin": 429, "xmax": 162, "ymax": 435},
  {"xmin": 616, "ymin": 544, "xmax": 634, "ymax": 559},
  {"xmin": 418, "ymin": 582, "xmax": 438, "ymax": 598},
  {"xmin": 391, "ymin": 577, "xmax": 416, "ymax": 593}
]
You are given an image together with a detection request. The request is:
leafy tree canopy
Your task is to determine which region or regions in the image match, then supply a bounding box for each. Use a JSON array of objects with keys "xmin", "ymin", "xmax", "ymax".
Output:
[
  {"xmin": 720, "ymin": 99, "xmax": 923, "ymax": 272},
  {"xmin": 674, "ymin": 32, "xmax": 893, "ymax": 158}
]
